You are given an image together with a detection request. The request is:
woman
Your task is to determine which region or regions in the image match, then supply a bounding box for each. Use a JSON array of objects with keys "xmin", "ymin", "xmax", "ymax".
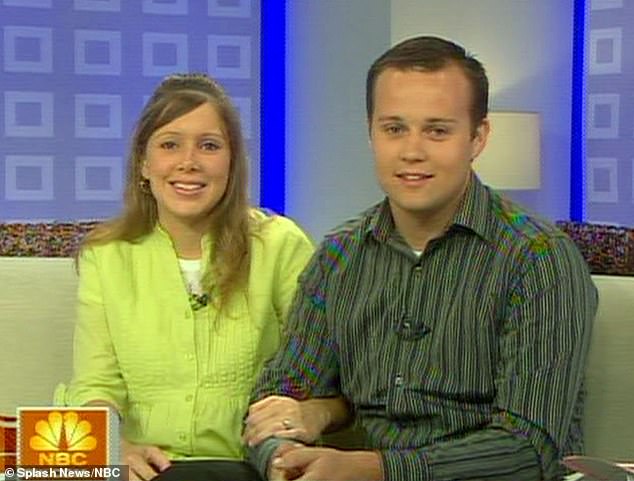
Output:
[{"xmin": 57, "ymin": 73, "xmax": 314, "ymax": 481}]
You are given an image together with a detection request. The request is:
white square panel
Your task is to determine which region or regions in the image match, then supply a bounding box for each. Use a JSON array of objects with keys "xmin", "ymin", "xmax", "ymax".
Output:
[
  {"xmin": 4, "ymin": 91, "xmax": 54, "ymax": 137},
  {"xmin": 587, "ymin": 157, "xmax": 618, "ymax": 203},
  {"xmin": 3, "ymin": 26, "xmax": 53, "ymax": 73},
  {"xmin": 142, "ymin": 0, "xmax": 188, "ymax": 14},
  {"xmin": 589, "ymin": 28, "xmax": 622, "ymax": 75},
  {"xmin": 142, "ymin": 33, "xmax": 189, "ymax": 77},
  {"xmin": 591, "ymin": 0, "xmax": 623, "ymax": 9},
  {"xmin": 208, "ymin": 0, "xmax": 251, "ymax": 17},
  {"xmin": 208, "ymin": 35, "xmax": 251, "ymax": 79},
  {"xmin": 233, "ymin": 96, "xmax": 252, "ymax": 139},
  {"xmin": 74, "ymin": 0, "xmax": 121, "ymax": 11},
  {"xmin": 5, "ymin": 155, "xmax": 54, "ymax": 201},
  {"xmin": 2, "ymin": 0, "xmax": 51, "ymax": 7},
  {"xmin": 75, "ymin": 29, "xmax": 122, "ymax": 75},
  {"xmin": 587, "ymin": 93, "xmax": 620, "ymax": 139},
  {"xmin": 75, "ymin": 94, "xmax": 122, "ymax": 138},
  {"xmin": 75, "ymin": 156, "xmax": 122, "ymax": 201}
]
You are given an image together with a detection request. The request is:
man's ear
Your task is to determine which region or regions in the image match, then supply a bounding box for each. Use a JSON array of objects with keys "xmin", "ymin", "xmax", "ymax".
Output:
[{"xmin": 471, "ymin": 118, "xmax": 490, "ymax": 161}]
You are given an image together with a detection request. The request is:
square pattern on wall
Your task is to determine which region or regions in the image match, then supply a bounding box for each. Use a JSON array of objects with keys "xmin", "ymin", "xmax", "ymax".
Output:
[
  {"xmin": 5, "ymin": 155, "xmax": 54, "ymax": 201},
  {"xmin": 3, "ymin": 26, "xmax": 53, "ymax": 73},
  {"xmin": 587, "ymin": 93, "xmax": 620, "ymax": 139},
  {"xmin": 589, "ymin": 27, "xmax": 622, "ymax": 74},
  {"xmin": 591, "ymin": 0, "xmax": 623, "ymax": 10},
  {"xmin": 587, "ymin": 157, "xmax": 618, "ymax": 203},
  {"xmin": 586, "ymin": 2, "xmax": 634, "ymax": 225},
  {"xmin": 0, "ymin": 1, "xmax": 260, "ymax": 221}
]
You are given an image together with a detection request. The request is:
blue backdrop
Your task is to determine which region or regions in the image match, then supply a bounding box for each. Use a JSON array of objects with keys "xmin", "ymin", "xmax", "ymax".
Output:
[{"xmin": 1, "ymin": 0, "xmax": 260, "ymax": 221}]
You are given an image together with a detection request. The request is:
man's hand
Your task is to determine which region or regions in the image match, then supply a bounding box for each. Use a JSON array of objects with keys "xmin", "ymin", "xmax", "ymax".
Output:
[
  {"xmin": 267, "ymin": 442, "xmax": 305, "ymax": 481},
  {"xmin": 244, "ymin": 395, "xmax": 340, "ymax": 445},
  {"xmin": 121, "ymin": 439, "xmax": 171, "ymax": 481},
  {"xmin": 270, "ymin": 446, "xmax": 383, "ymax": 481}
]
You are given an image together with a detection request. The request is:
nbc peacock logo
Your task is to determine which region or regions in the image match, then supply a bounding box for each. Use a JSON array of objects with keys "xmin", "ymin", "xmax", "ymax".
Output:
[{"xmin": 18, "ymin": 407, "xmax": 108, "ymax": 467}]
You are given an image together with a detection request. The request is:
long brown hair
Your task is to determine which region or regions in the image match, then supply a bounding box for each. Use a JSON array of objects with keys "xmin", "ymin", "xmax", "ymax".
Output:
[{"xmin": 81, "ymin": 73, "xmax": 253, "ymax": 309}]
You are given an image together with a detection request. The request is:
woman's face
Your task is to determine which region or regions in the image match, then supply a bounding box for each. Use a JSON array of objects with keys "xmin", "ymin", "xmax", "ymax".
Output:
[{"xmin": 142, "ymin": 102, "xmax": 231, "ymax": 231}]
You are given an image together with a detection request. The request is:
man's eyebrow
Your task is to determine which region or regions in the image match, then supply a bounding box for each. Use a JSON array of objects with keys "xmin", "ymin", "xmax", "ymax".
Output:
[
  {"xmin": 375, "ymin": 115, "xmax": 405, "ymax": 123},
  {"xmin": 425, "ymin": 118, "xmax": 458, "ymax": 124},
  {"xmin": 374, "ymin": 116, "xmax": 459, "ymax": 124}
]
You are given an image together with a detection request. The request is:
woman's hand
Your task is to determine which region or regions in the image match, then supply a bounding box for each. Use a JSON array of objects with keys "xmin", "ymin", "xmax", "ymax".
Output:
[
  {"xmin": 243, "ymin": 395, "xmax": 350, "ymax": 446},
  {"xmin": 121, "ymin": 438, "xmax": 171, "ymax": 481},
  {"xmin": 244, "ymin": 395, "xmax": 323, "ymax": 446}
]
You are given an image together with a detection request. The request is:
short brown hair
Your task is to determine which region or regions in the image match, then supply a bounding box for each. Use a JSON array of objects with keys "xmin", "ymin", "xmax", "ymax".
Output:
[{"xmin": 366, "ymin": 36, "xmax": 489, "ymax": 133}]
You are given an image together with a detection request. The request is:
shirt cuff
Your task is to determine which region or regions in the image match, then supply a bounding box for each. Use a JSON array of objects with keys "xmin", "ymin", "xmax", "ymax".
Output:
[{"xmin": 247, "ymin": 437, "xmax": 284, "ymax": 480}]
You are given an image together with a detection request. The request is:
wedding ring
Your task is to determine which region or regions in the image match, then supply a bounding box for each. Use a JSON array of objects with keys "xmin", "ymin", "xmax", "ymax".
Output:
[{"xmin": 282, "ymin": 418, "xmax": 293, "ymax": 430}]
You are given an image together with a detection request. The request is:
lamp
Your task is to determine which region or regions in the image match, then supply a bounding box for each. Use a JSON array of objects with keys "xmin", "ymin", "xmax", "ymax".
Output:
[{"xmin": 474, "ymin": 111, "xmax": 541, "ymax": 189}]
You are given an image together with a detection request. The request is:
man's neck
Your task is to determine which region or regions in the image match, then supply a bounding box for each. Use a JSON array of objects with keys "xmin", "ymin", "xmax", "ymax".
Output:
[
  {"xmin": 389, "ymin": 197, "xmax": 464, "ymax": 252},
  {"xmin": 392, "ymin": 211, "xmax": 451, "ymax": 252}
]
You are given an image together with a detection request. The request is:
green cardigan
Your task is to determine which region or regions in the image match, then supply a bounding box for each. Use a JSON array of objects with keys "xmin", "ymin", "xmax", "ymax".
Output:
[{"xmin": 59, "ymin": 211, "xmax": 314, "ymax": 460}]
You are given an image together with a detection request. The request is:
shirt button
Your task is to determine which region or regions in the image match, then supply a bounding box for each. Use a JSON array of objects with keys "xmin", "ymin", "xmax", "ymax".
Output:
[
  {"xmin": 185, "ymin": 394, "xmax": 193, "ymax": 402},
  {"xmin": 185, "ymin": 310, "xmax": 192, "ymax": 319},
  {"xmin": 178, "ymin": 433, "xmax": 187, "ymax": 441},
  {"xmin": 403, "ymin": 320, "xmax": 411, "ymax": 329},
  {"xmin": 413, "ymin": 265, "xmax": 423, "ymax": 274},
  {"xmin": 185, "ymin": 354, "xmax": 194, "ymax": 361},
  {"xmin": 395, "ymin": 375, "xmax": 403, "ymax": 387}
]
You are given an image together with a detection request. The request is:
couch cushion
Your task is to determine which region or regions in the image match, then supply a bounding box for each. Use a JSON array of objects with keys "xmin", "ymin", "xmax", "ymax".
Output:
[
  {"xmin": 584, "ymin": 275, "xmax": 634, "ymax": 461},
  {"xmin": 0, "ymin": 257, "xmax": 76, "ymax": 413}
]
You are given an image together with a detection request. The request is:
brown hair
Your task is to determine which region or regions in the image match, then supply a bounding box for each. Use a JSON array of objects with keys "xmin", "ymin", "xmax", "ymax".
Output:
[
  {"xmin": 81, "ymin": 73, "xmax": 253, "ymax": 310},
  {"xmin": 366, "ymin": 35, "xmax": 489, "ymax": 135}
]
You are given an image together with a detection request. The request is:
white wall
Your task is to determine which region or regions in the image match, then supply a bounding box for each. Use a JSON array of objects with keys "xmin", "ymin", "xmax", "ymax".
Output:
[
  {"xmin": 286, "ymin": 0, "xmax": 575, "ymax": 240},
  {"xmin": 285, "ymin": 0, "xmax": 388, "ymax": 240},
  {"xmin": 391, "ymin": 0, "xmax": 575, "ymax": 221}
]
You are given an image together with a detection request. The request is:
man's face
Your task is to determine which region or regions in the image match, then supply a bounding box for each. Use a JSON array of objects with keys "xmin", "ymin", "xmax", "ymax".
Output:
[{"xmin": 369, "ymin": 65, "xmax": 488, "ymax": 226}]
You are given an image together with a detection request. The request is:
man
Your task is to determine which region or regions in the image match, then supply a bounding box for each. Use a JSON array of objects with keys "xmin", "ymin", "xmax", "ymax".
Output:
[{"xmin": 244, "ymin": 35, "xmax": 597, "ymax": 481}]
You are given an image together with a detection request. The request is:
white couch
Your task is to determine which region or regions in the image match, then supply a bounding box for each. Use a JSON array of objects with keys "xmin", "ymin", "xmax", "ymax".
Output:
[{"xmin": 1, "ymin": 258, "xmax": 632, "ymax": 462}]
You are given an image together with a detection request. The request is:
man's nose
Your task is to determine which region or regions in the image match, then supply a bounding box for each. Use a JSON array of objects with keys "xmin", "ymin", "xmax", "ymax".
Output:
[{"xmin": 400, "ymin": 133, "xmax": 426, "ymax": 163}]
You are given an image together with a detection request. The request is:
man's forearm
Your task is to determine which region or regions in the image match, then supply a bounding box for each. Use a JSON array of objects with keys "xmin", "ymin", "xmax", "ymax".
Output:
[{"xmin": 380, "ymin": 428, "xmax": 545, "ymax": 481}]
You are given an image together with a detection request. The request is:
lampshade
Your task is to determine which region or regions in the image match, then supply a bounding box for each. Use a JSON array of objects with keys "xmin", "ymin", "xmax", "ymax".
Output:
[{"xmin": 473, "ymin": 111, "xmax": 541, "ymax": 189}]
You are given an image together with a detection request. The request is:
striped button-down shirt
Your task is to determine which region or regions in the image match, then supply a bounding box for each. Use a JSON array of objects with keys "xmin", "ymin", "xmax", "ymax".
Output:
[{"xmin": 251, "ymin": 175, "xmax": 597, "ymax": 481}]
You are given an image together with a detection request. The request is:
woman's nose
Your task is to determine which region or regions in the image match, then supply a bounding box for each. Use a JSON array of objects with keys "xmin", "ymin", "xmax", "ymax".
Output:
[{"xmin": 177, "ymin": 144, "xmax": 201, "ymax": 170}]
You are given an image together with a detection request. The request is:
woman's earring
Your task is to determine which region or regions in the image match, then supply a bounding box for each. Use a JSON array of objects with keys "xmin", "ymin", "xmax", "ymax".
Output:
[{"xmin": 139, "ymin": 178, "xmax": 151, "ymax": 194}]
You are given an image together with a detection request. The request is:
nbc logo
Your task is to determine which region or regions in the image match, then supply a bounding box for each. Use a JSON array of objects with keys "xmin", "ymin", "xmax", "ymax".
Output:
[
  {"xmin": 30, "ymin": 411, "xmax": 96, "ymax": 465},
  {"xmin": 18, "ymin": 407, "xmax": 109, "ymax": 467}
]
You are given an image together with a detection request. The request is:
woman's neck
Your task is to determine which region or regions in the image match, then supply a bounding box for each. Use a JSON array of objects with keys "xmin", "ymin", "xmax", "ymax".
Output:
[{"xmin": 159, "ymin": 217, "xmax": 209, "ymax": 259}]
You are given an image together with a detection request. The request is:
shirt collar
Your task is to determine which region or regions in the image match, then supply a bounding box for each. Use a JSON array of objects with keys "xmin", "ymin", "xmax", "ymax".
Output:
[
  {"xmin": 451, "ymin": 173, "xmax": 495, "ymax": 242},
  {"xmin": 365, "ymin": 172, "xmax": 496, "ymax": 244},
  {"xmin": 365, "ymin": 198, "xmax": 394, "ymax": 243},
  {"xmin": 151, "ymin": 223, "xmax": 214, "ymax": 266}
]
